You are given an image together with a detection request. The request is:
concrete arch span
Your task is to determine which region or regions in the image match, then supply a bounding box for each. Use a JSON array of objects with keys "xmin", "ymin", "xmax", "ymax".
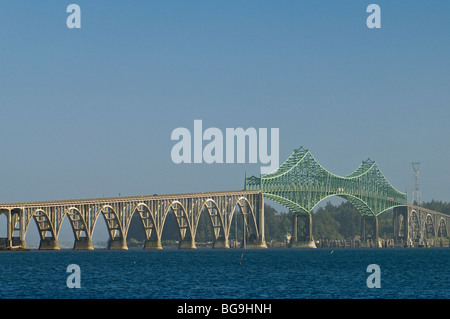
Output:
[
  {"xmin": 64, "ymin": 207, "xmax": 92, "ymax": 250},
  {"xmin": 196, "ymin": 199, "xmax": 228, "ymax": 248},
  {"xmin": 228, "ymin": 196, "xmax": 265, "ymax": 249},
  {"xmin": 129, "ymin": 203, "xmax": 161, "ymax": 250},
  {"xmin": 394, "ymin": 205, "xmax": 450, "ymax": 247},
  {"xmin": 438, "ymin": 218, "xmax": 448, "ymax": 237},
  {"xmin": 0, "ymin": 190, "xmax": 266, "ymax": 250},
  {"xmin": 160, "ymin": 200, "xmax": 196, "ymax": 249},
  {"xmin": 99, "ymin": 205, "xmax": 127, "ymax": 250}
]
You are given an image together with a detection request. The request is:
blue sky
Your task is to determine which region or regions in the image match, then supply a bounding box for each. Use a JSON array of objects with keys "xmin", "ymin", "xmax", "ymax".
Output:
[{"xmin": 0, "ymin": 1, "xmax": 449, "ymax": 242}]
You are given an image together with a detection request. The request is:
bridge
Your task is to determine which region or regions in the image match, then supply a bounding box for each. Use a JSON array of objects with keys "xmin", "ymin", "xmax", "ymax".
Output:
[
  {"xmin": 1, "ymin": 147, "xmax": 448, "ymax": 250},
  {"xmin": 0, "ymin": 190, "xmax": 266, "ymax": 250},
  {"xmin": 246, "ymin": 147, "xmax": 449, "ymax": 248},
  {"xmin": 394, "ymin": 205, "xmax": 450, "ymax": 247}
]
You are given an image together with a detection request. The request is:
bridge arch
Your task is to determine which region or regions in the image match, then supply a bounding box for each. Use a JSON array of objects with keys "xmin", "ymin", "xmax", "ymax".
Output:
[
  {"xmin": 61, "ymin": 207, "xmax": 94, "ymax": 250},
  {"xmin": 196, "ymin": 199, "xmax": 226, "ymax": 243},
  {"xmin": 307, "ymin": 194, "xmax": 376, "ymax": 217},
  {"xmin": 91, "ymin": 205, "xmax": 127, "ymax": 249},
  {"xmin": 161, "ymin": 200, "xmax": 195, "ymax": 248},
  {"xmin": 229, "ymin": 196, "xmax": 260, "ymax": 246},
  {"xmin": 32, "ymin": 209, "xmax": 58, "ymax": 241},
  {"xmin": 438, "ymin": 218, "xmax": 447, "ymax": 237},
  {"xmin": 26, "ymin": 208, "xmax": 60, "ymax": 250},
  {"xmin": 127, "ymin": 203, "xmax": 159, "ymax": 243},
  {"xmin": 425, "ymin": 214, "xmax": 435, "ymax": 236},
  {"xmin": 64, "ymin": 207, "xmax": 89, "ymax": 240}
]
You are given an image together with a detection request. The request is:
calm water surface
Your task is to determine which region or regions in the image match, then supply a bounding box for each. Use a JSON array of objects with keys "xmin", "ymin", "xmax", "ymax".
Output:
[{"xmin": 0, "ymin": 248, "xmax": 448, "ymax": 299}]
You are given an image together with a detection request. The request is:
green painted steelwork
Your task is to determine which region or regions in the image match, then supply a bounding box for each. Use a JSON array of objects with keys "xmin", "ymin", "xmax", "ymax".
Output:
[{"xmin": 245, "ymin": 147, "xmax": 407, "ymax": 216}]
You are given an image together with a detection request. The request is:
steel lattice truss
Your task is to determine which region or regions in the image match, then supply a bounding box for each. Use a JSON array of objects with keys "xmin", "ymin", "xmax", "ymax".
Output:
[{"xmin": 245, "ymin": 147, "xmax": 407, "ymax": 216}]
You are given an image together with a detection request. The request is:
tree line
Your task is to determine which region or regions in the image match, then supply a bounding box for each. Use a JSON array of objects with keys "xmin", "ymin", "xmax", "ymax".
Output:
[{"xmin": 266, "ymin": 199, "xmax": 450, "ymax": 242}]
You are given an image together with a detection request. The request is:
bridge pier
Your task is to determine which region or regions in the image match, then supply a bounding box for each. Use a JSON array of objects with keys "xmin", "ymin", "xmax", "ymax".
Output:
[
  {"xmin": 0, "ymin": 237, "xmax": 27, "ymax": 250},
  {"xmin": 213, "ymin": 237, "xmax": 230, "ymax": 249},
  {"xmin": 73, "ymin": 237, "xmax": 94, "ymax": 250},
  {"xmin": 39, "ymin": 238, "xmax": 60, "ymax": 250},
  {"xmin": 247, "ymin": 239, "xmax": 268, "ymax": 249},
  {"xmin": 361, "ymin": 216, "xmax": 380, "ymax": 247},
  {"xmin": 11, "ymin": 237, "xmax": 27, "ymax": 249},
  {"xmin": 108, "ymin": 238, "xmax": 128, "ymax": 250},
  {"xmin": 144, "ymin": 238, "xmax": 163, "ymax": 249},
  {"xmin": 179, "ymin": 238, "xmax": 196, "ymax": 249},
  {"xmin": 291, "ymin": 240, "xmax": 317, "ymax": 248},
  {"xmin": 393, "ymin": 206, "xmax": 408, "ymax": 246},
  {"xmin": 290, "ymin": 213, "xmax": 316, "ymax": 248}
]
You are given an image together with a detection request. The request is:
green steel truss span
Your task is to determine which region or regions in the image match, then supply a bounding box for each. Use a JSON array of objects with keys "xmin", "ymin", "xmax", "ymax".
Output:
[{"xmin": 245, "ymin": 147, "xmax": 407, "ymax": 216}]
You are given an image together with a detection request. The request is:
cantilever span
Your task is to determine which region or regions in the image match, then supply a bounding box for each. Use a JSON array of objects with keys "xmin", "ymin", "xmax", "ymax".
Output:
[
  {"xmin": 245, "ymin": 147, "xmax": 408, "ymax": 248},
  {"xmin": 246, "ymin": 147, "xmax": 407, "ymax": 217}
]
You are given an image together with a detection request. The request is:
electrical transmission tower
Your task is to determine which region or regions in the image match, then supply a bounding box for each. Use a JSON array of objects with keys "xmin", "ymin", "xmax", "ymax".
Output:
[{"xmin": 411, "ymin": 162, "xmax": 421, "ymax": 206}]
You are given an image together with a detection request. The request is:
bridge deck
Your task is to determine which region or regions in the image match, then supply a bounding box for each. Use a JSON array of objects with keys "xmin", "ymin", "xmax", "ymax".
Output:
[{"xmin": 0, "ymin": 190, "xmax": 261, "ymax": 209}]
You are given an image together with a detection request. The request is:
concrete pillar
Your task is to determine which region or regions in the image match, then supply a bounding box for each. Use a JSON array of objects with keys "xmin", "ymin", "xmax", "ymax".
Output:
[
  {"xmin": 39, "ymin": 238, "xmax": 60, "ymax": 250},
  {"xmin": 257, "ymin": 193, "xmax": 267, "ymax": 249},
  {"xmin": 292, "ymin": 213, "xmax": 298, "ymax": 243},
  {"xmin": 179, "ymin": 238, "xmax": 196, "ymax": 249},
  {"xmin": 19, "ymin": 210, "xmax": 26, "ymax": 249},
  {"xmin": 362, "ymin": 216, "xmax": 380, "ymax": 247},
  {"xmin": 108, "ymin": 238, "xmax": 128, "ymax": 250},
  {"xmin": 305, "ymin": 213, "xmax": 313, "ymax": 242},
  {"xmin": 245, "ymin": 238, "xmax": 268, "ymax": 249},
  {"xmin": 73, "ymin": 237, "xmax": 94, "ymax": 250},
  {"xmin": 291, "ymin": 240, "xmax": 317, "ymax": 248},
  {"xmin": 6, "ymin": 210, "xmax": 12, "ymax": 249},
  {"xmin": 362, "ymin": 217, "xmax": 366, "ymax": 242},
  {"xmin": 290, "ymin": 213, "xmax": 316, "ymax": 248},
  {"xmin": 213, "ymin": 236, "xmax": 230, "ymax": 249},
  {"xmin": 144, "ymin": 238, "xmax": 163, "ymax": 249},
  {"xmin": 393, "ymin": 206, "xmax": 408, "ymax": 245},
  {"xmin": 12, "ymin": 237, "xmax": 27, "ymax": 249},
  {"xmin": 374, "ymin": 216, "xmax": 379, "ymax": 240}
]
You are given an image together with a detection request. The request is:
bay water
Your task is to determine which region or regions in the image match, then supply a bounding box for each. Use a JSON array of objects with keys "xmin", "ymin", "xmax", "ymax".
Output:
[{"xmin": 0, "ymin": 248, "xmax": 448, "ymax": 299}]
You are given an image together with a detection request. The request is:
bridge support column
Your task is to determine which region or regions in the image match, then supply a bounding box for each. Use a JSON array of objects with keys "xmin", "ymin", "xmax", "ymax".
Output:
[
  {"xmin": 39, "ymin": 238, "xmax": 60, "ymax": 250},
  {"xmin": 144, "ymin": 238, "xmax": 162, "ymax": 249},
  {"xmin": 254, "ymin": 193, "xmax": 267, "ymax": 249},
  {"xmin": 108, "ymin": 238, "xmax": 128, "ymax": 250},
  {"xmin": 292, "ymin": 214, "xmax": 298, "ymax": 243},
  {"xmin": 362, "ymin": 216, "xmax": 380, "ymax": 247},
  {"xmin": 245, "ymin": 239, "xmax": 268, "ymax": 249},
  {"xmin": 11, "ymin": 237, "xmax": 27, "ymax": 249},
  {"xmin": 6, "ymin": 210, "xmax": 12, "ymax": 249},
  {"xmin": 393, "ymin": 206, "xmax": 408, "ymax": 246},
  {"xmin": 8, "ymin": 209, "xmax": 27, "ymax": 249},
  {"xmin": 213, "ymin": 237, "xmax": 230, "ymax": 249},
  {"xmin": 179, "ymin": 238, "xmax": 196, "ymax": 249},
  {"xmin": 73, "ymin": 237, "xmax": 94, "ymax": 250},
  {"xmin": 290, "ymin": 213, "xmax": 316, "ymax": 248}
]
